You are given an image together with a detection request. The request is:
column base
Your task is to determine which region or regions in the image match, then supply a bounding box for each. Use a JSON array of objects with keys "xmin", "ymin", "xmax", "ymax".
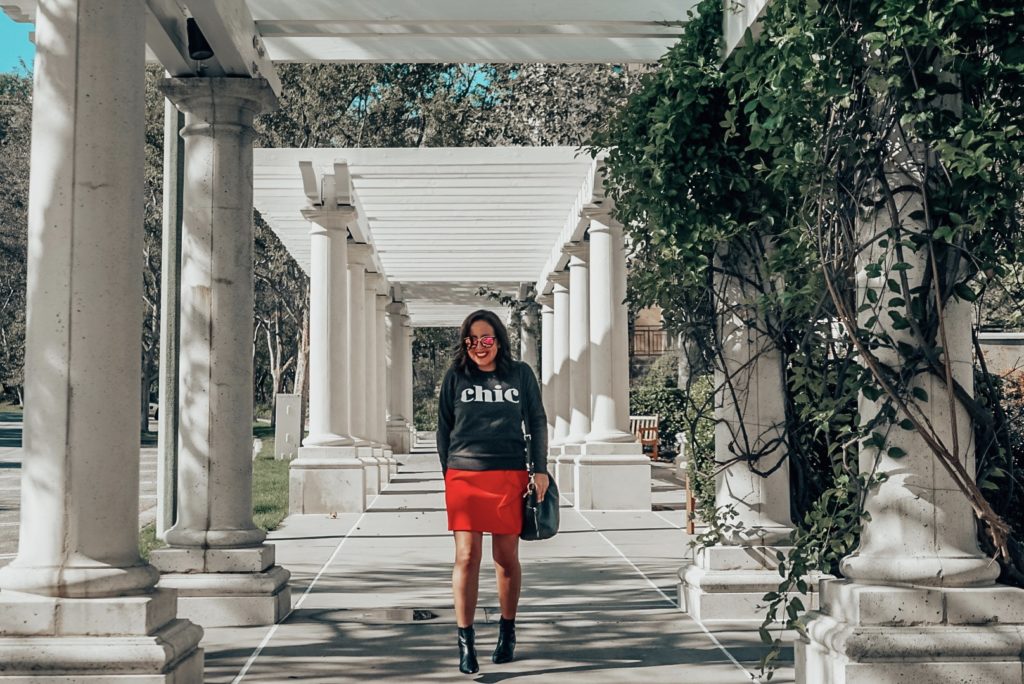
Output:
[
  {"xmin": 380, "ymin": 446, "xmax": 393, "ymax": 486},
  {"xmin": 556, "ymin": 445, "xmax": 578, "ymax": 495},
  {"xmin": 679, "ymin": 544, "xmax": 818, "ymax": 621},
  {"xmin": 362, "ymin": 446, "xmax": 382, "ymax": 495},
  {"xmin": 797, "ymin": 579, "xmax": 1024, "ymax": 684},
  {"xmin": 387, "ymin": 421, "xmax": 411, "ymax": 454},
  {"xmin": 0, "ymin": 589, "xmax": 203, "ymax": 681},
  {"xmin": 152, "ymin": 546, "xmax": 291, "ymax": 627},
  {"xmin": 575, "ymin": 442, "xmax": 650, "ymax": 511},
  {"xmin": 290, "ymin": 446, "xmax": 366, "ymax": 513}
]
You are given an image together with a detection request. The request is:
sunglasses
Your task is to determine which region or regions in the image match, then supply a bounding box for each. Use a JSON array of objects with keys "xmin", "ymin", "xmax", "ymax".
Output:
[{"xmin": 464, "ymin": 335, "xmax": 497, "ymax": 349}]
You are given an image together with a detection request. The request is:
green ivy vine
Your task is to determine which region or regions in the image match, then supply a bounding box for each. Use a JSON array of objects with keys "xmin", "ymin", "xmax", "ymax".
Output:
[{"xmin": 593, "ymin": 0, "xmax": 1024, "ymax": 676}]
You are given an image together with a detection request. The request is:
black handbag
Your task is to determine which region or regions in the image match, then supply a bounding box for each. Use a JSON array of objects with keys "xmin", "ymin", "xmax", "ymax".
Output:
[{"xmin": 520, "ymin": 435, "xmax": 559, "ymax": 541}]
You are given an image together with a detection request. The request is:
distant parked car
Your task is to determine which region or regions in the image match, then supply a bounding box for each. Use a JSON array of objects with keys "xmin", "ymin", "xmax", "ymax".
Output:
[{"xmin": 148, "ymin": 402, "xmax": 159, "ymax": 420}]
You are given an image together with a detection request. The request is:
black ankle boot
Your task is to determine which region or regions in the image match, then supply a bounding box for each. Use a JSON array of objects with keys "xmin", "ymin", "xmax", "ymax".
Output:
[
  {"xmin": 491, "ymin": 617, "xmax": 516, "ymax": 664},
  {"xmin": 458, "ymin": 626, "xmax": 479, "ymax": 674}
]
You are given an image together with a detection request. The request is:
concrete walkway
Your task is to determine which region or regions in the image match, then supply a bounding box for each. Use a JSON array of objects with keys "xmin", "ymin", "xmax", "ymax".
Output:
[{"xmin": 201, "ymin": 454, "xmax": 792, "ymax": 683}]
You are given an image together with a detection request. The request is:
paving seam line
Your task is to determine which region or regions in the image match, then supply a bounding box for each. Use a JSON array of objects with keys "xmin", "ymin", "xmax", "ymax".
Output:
[
  {"xmin": 232, "ymin": 485, "xmax": 388, "ymax": 684},
  {"xmin": 567, "ymin": 497, "xmax": 761, "ymax": 684}
]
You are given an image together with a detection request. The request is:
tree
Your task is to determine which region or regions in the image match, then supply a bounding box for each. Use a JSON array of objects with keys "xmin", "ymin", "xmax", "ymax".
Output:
[{"xmin": 0, "ymin": 73, "xmax": 31, "ymax": 405}]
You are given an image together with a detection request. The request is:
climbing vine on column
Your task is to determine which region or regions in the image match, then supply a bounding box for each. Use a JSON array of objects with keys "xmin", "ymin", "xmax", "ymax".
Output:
[{"xmin": 594, "ymin": 0, "xmax": 1024, "ymax": 673}]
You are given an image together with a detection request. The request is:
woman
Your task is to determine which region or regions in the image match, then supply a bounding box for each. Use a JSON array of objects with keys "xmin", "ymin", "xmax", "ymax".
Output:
[{"xmin": 437, "ymin": 309, "xmax": 549, "ymax": 674}]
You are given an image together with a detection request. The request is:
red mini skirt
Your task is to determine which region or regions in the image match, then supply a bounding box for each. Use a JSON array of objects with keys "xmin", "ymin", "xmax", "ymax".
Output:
[{"xmin": 445, "ymin": 469, "xmax": 529, "ymax": 534}]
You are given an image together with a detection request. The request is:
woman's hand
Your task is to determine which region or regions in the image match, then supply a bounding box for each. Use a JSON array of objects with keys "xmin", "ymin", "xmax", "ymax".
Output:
[{"xmin": 533, "ymin": 473, "xmax": 550, "ymax": 502}]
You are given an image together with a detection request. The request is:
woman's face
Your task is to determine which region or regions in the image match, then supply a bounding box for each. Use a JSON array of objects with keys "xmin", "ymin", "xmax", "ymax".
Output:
[{"xmin": 466, "ymin": 319, "xmax": 499, "ymax": 372}]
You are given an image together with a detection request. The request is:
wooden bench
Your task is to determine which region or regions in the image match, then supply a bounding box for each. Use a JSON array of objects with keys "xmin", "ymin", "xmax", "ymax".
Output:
[{"xmin": 629, "ymin": 415, "xmax": 659, "ymax": 461}]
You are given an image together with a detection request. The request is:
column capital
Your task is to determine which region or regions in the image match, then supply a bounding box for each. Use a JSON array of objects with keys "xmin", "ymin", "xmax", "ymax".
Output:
[
  {"xmin": 386, "ymin": 301, "xmax": 407, "ymax": 316},
  {"xmin": 159, "ymin": 77, "xmax": 278, "ymax": 120},
  {"xmin": 537, "ymin": 293, "xmax": 554, "ymax": 308},
  {"xmin": 562, "ymin": 241, "xmax": 590, "ymax": 262},
  {"xmin": 347, "ymin": 241, "xmax": 375, "ymax": 266},
  {"xmin": 549, "ymin": 272, "xmax": 570, "ymax": 290},
  {"xmin": 581, "ymin": 202, "xmax": 619, "ymax": 226},
  {"xmin": 302, "ymin": 205, "xmax": 356, "ymax": 232},
  {"xmin": 375, "ymin": 293, "xmax": 389, "ymax": 310},
  {"xmin": 364, "ymin": 270, "xmax": 387, "ymax": 293}
]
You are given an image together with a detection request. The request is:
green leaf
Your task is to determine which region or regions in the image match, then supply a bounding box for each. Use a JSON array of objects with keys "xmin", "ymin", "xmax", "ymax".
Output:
[
  {"xmin": 888, "ymin": 446, "xmax": 907, "ymax": 459},
  {"xmin": 911, "ymin": 387, "xmax": 929, "ymax": 402}
]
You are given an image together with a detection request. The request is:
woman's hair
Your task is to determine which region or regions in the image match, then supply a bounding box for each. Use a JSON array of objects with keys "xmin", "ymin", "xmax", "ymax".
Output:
[{"xmin": 451, "ymin": 309, "xmax": 515, "ymax": 378}]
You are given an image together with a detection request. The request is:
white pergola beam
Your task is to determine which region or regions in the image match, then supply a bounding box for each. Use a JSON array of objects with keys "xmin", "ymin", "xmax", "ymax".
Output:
[
  {"xmin": 186, "ymin": 0, "xmax": 282, "ymax": 95},
  {"xmin": 247, "ymin": 0, "xmax": 692, "ymax": 23},
  {"xmin": 265, "ymin": 37, "xmax": 680, "ymax": 64},
  {"xmin": 255, "ymin": 147, "xmax": 598, "ymax": 326}
]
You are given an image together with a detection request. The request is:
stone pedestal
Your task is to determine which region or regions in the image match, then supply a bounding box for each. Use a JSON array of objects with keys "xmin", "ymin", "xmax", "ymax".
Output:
[
  {"xmin": 555, "ymin": 447, "xmax": 576, "ymax": 495},
  {"xmin": 150, "ymin": 547, "xmax": 290, "ymax": 628},
  {"xmin": 291, "ymin": 446, "xmax": 366, "ymax": 514},
  {"xmin": 366, "ymin": 446, "xmax": 385, "ymax": 495},
  {"xmin": 378, "ymin": 446, "xmax": 389, "ymax": 483},
  {"xmin": 679, "ymin": 545, "xmax": 819, "ymax": 621},
  {"xmin": 274, "ymin": 393, "xmax": 302, "ymax": 460},
  {"xmin": 576, "ymin": 443, "xmax": 651, "ymax": 511},
  {"xmin": 388, "ymin": 420, "xmax": 411, "ymax": 455},
  {"xmin": 0, "ymin": 1, "xmax": 202, "ymax": 677},
  {"xmin": 797, "ymin": 579, "xmax": 1024, "ymax": 683},
  {"xmin": 0, "ymin": 589, "xmax": 203, "ymax": 681}
]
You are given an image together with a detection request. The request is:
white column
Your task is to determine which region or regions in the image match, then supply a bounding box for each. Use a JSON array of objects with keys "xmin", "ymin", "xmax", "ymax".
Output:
[
  {"xmin": 587, "ymin": 217, "xmax": 638, "ymax": 443},
  {"xmin": 799, "ymin": 179, "xmax": 1024, "ymax": 680},
  {"xmin": 520, "ymin": 304, "xmax": 540, "ymax": 378},
  {"xmin": 303, "ymin": 208, "xmax": 356, "ymax": 447},
  {"xmin": 157, "ymin": 99, "xmax": 184, "ymax": 540},
  {"xmin": 402, "ymin": 315, "xmax": 416, "ymax": 456},
  {"xmin": 147, "ymin": 77, "xmax": 289, "ymax": 628},
  {"xmin": 375, "ymin": 291, "xmax": 393, "ymax": 483},
  {"xmin": 549, "ymin": 274, "xmax": 572, "ymax": 492},
  {"xmin": 564, "ymin": 245, "xmax": 591, "ymax": 446},
  {"xmin": 362, "ymin": 271, "xmax": 384, "ymax": 495},
  {"xmin": 680, "ymin": 243, "xmax": 796, "ymax": 620},
  {"xmin": 289, "ymin": 208, "xmax": 365, "ymax": 516},
  {"xmin": 0, "ymin": 2, "xmax": 202, "ymax": 676},
  {"xmin": 577, "ymin": 212, "xmax": 650, "ymax": 511},
  {"xmin": 560, "ymin": 245, "xmax": 591, "ymax": 502},
  {"xmin": 539, "ymin": 296, "xmax": 555, "ymax": 442},
  {"xmin": 346, "ymin": 244, "xmax": 370, "ymax": 444},
  {"xmin": 387, "ymin": 301, "xmax": 411, "ymax": 454}
]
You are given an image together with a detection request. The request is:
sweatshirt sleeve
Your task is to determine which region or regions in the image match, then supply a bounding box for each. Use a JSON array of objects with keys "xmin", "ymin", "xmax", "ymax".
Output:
[
  {"xmin": 436, "ymin": 368, "xmax": 455, "ymax": 475},
  {"xmin": 521, "ymin": 363, "xmax": 549, "ymax": 475}
]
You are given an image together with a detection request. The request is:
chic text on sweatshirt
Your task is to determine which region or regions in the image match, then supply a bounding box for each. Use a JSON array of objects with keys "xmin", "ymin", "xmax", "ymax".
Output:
[{"xmin": 436, "ymin": 361, "xmax": 548, "ymax": 475}]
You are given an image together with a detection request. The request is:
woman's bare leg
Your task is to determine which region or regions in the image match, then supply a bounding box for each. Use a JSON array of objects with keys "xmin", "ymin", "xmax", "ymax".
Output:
[
  {"xmin": 491, "ymin": 533, "xmax": 522, "ymax": 620},
  {"xmin": 453, "ymin": 531, "xmax": 483, "ymax": 628}
]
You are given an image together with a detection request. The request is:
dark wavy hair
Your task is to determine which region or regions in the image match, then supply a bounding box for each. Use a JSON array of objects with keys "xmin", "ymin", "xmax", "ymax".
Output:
[{"xmin": 452, "ymin": 309, "xmax": 515, "ymax": 379}]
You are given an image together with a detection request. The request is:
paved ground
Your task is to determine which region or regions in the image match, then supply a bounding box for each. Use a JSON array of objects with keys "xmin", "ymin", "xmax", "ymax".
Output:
[
  {"xmin": 201, "ymin": 454, "xmax": 792, "ymax": 683},
  {"xmin": 0, "ymin": 415, "xmax": 792, "ymax": 682}
]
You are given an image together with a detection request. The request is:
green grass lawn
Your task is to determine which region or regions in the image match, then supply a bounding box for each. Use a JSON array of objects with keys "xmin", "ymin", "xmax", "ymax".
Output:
[{"xmin": 139, "ymin": 422, "xmax": 290, "ymax": 560}]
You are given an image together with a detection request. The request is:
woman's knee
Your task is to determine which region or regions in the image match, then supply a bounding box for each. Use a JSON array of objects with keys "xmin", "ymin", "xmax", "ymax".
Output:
[
  {"xmin": 491, "ymin": 535, "xmax": 520, "ymax": 569},
  {"xmin": 454, "ymin": 536, "xmax": 483, "ymax": 570}
]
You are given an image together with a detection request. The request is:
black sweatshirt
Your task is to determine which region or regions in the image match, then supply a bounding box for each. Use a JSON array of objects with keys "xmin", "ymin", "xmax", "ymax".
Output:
[{"xmin": 436, "ymin": 361, "xmax": 548, "ymax": 475}]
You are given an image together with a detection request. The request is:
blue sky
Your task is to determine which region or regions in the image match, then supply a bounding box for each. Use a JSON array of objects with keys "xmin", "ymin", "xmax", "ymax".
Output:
[{"xmin": 0, "ymin": 14, "xmax": 34, "ymax": 73}]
